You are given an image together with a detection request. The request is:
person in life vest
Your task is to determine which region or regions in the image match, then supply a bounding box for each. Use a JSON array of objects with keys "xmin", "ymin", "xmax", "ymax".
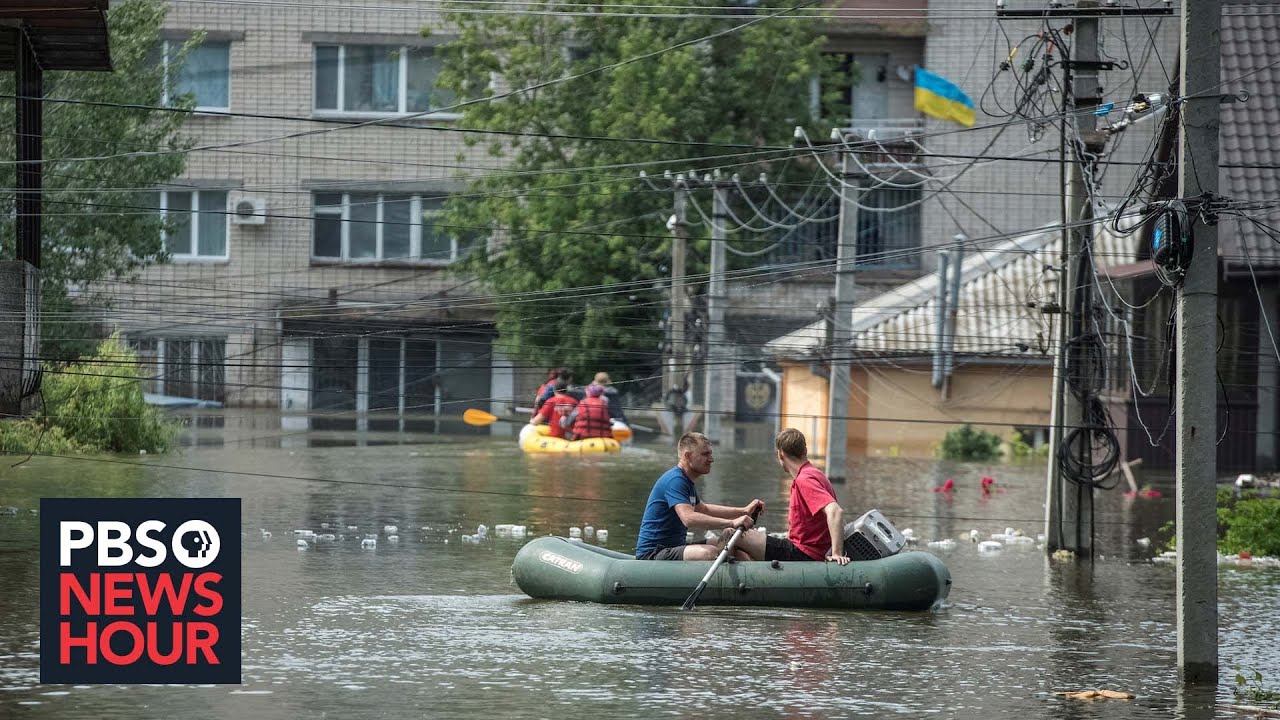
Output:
[
  {"xmin": 592, "ymin": 371, "xmax": 627, "ymax": 423},
  {"xmin": 531, "ymin": 368, "xmax": 560, "ymax": 417},
  {"xmin": 531, "ymin": 380, "xmax": 578, "ymax": 439},
  {"xmin": 565, "ymin": 383, "xmax": 613, "ymax": 440},
  {"xmin": 533, "ymin": 368, "xmax": 573, "ymax": 417}
]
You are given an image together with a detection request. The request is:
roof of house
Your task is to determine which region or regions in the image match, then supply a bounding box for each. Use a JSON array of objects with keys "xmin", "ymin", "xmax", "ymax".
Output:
[
  {"xmin": 1221, "ymin": 3, "xmax": 1280, "ymax": 268},
  {"xmin": 764, "ymin": 224, "xmax": 1138, "ymax": 360},
  {"xmin": 0, "ymin": 1, "xmax": 112, "ymax": 72}
]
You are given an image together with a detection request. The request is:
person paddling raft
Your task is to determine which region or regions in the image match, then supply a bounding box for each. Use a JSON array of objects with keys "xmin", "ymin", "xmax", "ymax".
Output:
[
  {"xmin": 635, "ymin": 432, "xmax": 766, "ymax": 561},
  {"xmin": 530, "ymin": 380, "xmax": 578, "ymax": 439}
]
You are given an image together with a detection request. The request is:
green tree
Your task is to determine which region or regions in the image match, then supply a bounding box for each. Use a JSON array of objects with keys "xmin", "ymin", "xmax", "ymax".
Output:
[
  {"xmin": 0, "ymin": 0, "xmax": 192, "ymax": 360},
  {"xmin": 436, "ymin": 3, "xmax": 832, "ymax": 376}
]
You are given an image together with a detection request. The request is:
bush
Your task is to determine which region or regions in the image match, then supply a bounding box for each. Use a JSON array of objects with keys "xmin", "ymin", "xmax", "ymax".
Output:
[
  {"xmin": 1219, "ymin": 497, "xmax": 1280, "ymax": 557},
  {"xmin": 1006, "ymin": 429, "xmax": 1050, "ymax": 462},
  {"xmin": 32, "ymin": 335, "xmax": 178, "ymax": 454},
  {"xmin": 939, "ymin": 423, "xmax": 1003, "ymax": 462},
  {"xmin": 0, "ymin": 420, "xmax": 88, "ymax": 455}
]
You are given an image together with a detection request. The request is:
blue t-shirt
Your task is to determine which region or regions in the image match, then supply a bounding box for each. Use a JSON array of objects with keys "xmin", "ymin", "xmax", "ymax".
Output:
[{"xmin": 635, "ymin": 466, "xmax": 700, "ymax": 557}]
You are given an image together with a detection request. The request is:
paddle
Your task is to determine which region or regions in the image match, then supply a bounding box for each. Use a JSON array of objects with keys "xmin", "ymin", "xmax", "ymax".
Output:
[
  {"xmin": 681, "ymin": 506, "xmax": 762, "ymax": 611},
  {"xmin": 464, "ymin": 407, "xmax": 633, "ymax": 442}
]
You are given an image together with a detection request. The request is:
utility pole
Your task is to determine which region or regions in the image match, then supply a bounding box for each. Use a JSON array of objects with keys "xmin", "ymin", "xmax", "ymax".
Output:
[
  {"xmin": 704, "ymin": 178, "xmax": 731, "ymax": 447},
  {"xmin": 667, "ymin": 177, "xmax": 690, "ymax": 437},
  {"xmin": 940, "ymin": 238, "xmax": 966, "ymax": 400},
  {"xmin": 825, "ymin": 146, "xmax": 860, "ymax": 481},
  {"xmin": 1175, "ymin": 0, "xmax": 1221, "ymax": 684}
]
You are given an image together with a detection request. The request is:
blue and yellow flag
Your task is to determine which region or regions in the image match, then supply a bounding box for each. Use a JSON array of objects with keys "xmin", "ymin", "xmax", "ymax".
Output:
[{"xmin": 914, "ymin": 67, "xmax": 975, "ymax": 127}]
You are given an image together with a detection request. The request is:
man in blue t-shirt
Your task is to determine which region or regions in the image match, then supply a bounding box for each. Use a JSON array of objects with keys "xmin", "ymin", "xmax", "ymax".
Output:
[{"xmin": 635, "ymin": 432, "xmax": 765, "ymax": 560}]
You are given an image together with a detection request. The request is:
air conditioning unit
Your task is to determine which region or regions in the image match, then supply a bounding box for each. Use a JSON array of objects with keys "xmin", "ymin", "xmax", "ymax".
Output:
[{"xmin": 229, "ymin": 193, "xmax": 267, "ymax": 225}]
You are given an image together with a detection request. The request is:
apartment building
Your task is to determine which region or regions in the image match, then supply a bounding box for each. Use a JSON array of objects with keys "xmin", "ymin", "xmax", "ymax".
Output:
[{"xmin": 97, "ymin": 0, "xmax": 514, "ymax": 427}]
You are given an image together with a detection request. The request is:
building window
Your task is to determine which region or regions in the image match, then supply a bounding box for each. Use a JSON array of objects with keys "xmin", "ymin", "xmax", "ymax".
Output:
[
  {"xmin": 128, "ymin": 336, "xmax": 226, "ymax": 403},
  {"xmin": 162, "ymin": 40, "xmax": 231, "ymax": 111},
  {"xmin": 312, "ymin": 192, "xmax": 472, "ymax": 263},
  {"xmin": 153, "ymin": 190, "xmax": 229, "ymax": 260},
  {"xmin": 857, "ymin": 186, "xmax": 921, "ymax": 269},
  {"xmin": 314, "ymin": 45, "xmax": 456, "ymax": 116}
]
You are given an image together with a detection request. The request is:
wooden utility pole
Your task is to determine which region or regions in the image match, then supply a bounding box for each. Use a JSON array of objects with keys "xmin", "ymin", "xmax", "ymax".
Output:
[{"xmin": 1175, "ymin": 0, "xmax": 1221, "ymax": 684}]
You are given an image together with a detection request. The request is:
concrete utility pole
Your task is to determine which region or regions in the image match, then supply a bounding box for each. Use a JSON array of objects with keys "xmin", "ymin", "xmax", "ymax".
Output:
[
  {"xmin": 704, "ymin": 180, "xmax": 730, "ymax": 446},
  {"xmin": 1045, "ymin": 3, "xmax": 1103, "ymax": 557},
  {"xmin": 667, "ymin": 177, "xmax": 690, "ymax": 436},
  {"xmin": 1174, "ymin": 0, "xmax": 1221, "ymax": 684},
  {"xmin": 998, "ymin": 0, "xmax": 1171, "ymax": 560},
  {"xmin": 825, "ymin": 147, "xmax": 860, "ymax": 480},
  {"xmin": 940, "ymin": 238, "xmax": 966, "ymax": 400}
]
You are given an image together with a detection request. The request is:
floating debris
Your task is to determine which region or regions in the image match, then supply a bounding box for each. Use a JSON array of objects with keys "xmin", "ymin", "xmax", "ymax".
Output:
[
  {"xmin": 584, "ymin": 526, "xmax": 595, "ymax": 540},
  {"xmin": 596, "ymin": 529, "xmax": 609, "ymax": 543},
  {"xmin": 361, "ymin": 538, "xmax": 377, "ymax": 549},
  {"xmin": 1136, "ymin": 537, "xmax": 1152, "ymax": 547},
  {"xmin": 978, "ymin": 540, "xmax": 1003, "ymax": 552},
  {"xmin": 383, "ymin": 525, "xmax": 399, "ymax": 534},
  {"xmin": 296, "ymin": 539, "xmax": 309, "ymax": 549},
  {"xmin": 927, "ymin": 539, "xmax": 957, "ymax": 550},
  {"xmin": 569, "ymin": 526, "xmax": 582, "ymax": 539},
  {"xmin": 1058, "ymin": 689, "xmax": 1133, "ymax": 701},
  {"xmin": 388, "ymin": 535, "xmax": 400, "ymax": 543},
  {"xmin": 902, "ymin": 528, "xmax": 916, "ymax": 544}
]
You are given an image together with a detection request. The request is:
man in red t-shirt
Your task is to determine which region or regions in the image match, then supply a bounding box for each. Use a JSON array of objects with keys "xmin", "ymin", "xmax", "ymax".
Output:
[{"xmin": 531, "ymin": 381, "xmax": 578, "ymax": 439}]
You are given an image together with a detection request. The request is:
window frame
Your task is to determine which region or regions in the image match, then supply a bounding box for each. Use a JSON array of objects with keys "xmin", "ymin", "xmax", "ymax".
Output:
[
  {"xmin": 161, "ymin": 39, "xmax": 232, "ymax": 113},
  {"xmin": 159, "ymin": 189, "xmax": 230, "ymax": 262},
  {"xmin": 312, "ymin": 44, "xmax": 459, "ymax": 120},
  {"xmin": 311, "ymin": 192, "xmax": 464, "ymax": 265}
]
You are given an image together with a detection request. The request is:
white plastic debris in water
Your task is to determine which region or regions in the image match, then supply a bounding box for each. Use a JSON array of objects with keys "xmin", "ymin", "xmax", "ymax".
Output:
[
  {"xmin": 388, "ymin": 535, "xmax": 400, "ymax": 543},
  {"xmin": 1036, "ymin": 533, "xmax": 1047, "ymax": 543},
  {"xmin": 316, "ymin": 534, "xmax": 336, "ymax": 542},
  {"xmin": 347, "ymin": 525, "xmax": 358, "ymax": 531},
  {"xmin": 361, "ymin": 538, "xmax": 377, "ymax": 549},
  {"xmin": 296, "ymin": 539, "xmax": 308, "ymax": 549},
  {"xmin": 596, "ymin": 529, "xmax": 609, "ymax": 543},
  {"xmin": 511, "ymin": 525, "xmax": 527, "ymax": 538},
  {"xmin": 320, "ymin": 522, "xmax": 331, "ymax": 530},
  {"xmin": 902, "ymin": 528, "xmax": 916, "ymax": 543},
  {"xmin": 686, "ymin": 531, "xmax": 695, "ymax": 544},
  {"xmin": 383, "ymin": 525, "xmax": 398, "ymax": 534},
  {"xmin": 584, "ymin": 526, "xmax": 595, "ymax": 539},
  {"xmin": 928, "ymin": 538, "xmax": 957, "ymax": 549},
  {"xmin": 496, "ymin": 524, "xmax": 513, "ymax": 538},
  {"xmin": 1136, "ymin": 537, "xmax": 1152, "ymax": 547},
  {"xmin": 1237, "ymin": 473, "xmax": 1258, "ymax": 488},
  {"xmin": 294, "ymin": 530, "xmax": 315, "ymax": 538},
  {"xmin": 476, "ymin": 524, "xmax": 488, "ymax": 538},
  {"xmin": 1005, "ymin": 535, "xmax": 1035, "ymax": 546},
  {"xmin": 260, "ymin": 529, "xmax": 272, "ymax": 539},
  {"xmin": 704, "ymin": 530, "xmax": 719, "ymax": 541},
  {"xmin": 978, "ymin": 540, "xmax": 1003, "ymax": 552},
  {"xmin": 569, "ymin": 527, "xmax": 582, "ymax": 539},
  {"xmin": 967, "ymin": 529, "xmax": 980, "ymax": 542},
  {"xmin": 1004, "ymin": 527, "xmax": 1015, "ymax": 537}
]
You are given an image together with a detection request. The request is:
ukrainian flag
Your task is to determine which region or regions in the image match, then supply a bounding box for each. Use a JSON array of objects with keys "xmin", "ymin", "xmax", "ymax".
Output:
[{"xmin": 914, "ymin": 67, "xmax": 975, "ymax": 127}]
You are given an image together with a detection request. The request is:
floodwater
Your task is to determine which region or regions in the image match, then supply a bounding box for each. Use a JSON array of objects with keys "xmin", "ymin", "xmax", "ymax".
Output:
[{"xmin": 0, "ymin": 420, "xmax": 1277, "ymax": 719}]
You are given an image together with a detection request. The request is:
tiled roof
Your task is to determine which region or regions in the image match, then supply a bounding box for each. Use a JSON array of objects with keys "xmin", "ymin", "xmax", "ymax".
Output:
[
  {"xmin": 1221, "ymin": 4, "xmax": 1280, "ymax": 268},
  {"xmin": 765, "ymin": 224, "xmax": 1137, "ymax": 359}
]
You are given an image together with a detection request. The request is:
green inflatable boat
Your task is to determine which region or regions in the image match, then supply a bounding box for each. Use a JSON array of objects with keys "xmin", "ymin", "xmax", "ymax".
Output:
[{"xmin": 512, "ymin": 536, "xmax": 951, "ymax": 611}]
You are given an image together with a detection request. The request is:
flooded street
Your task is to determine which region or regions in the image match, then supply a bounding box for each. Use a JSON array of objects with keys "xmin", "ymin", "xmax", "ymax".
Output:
[{"xmin": 1, "ymin": 423, "xmax": 1278, "ymax": 718}]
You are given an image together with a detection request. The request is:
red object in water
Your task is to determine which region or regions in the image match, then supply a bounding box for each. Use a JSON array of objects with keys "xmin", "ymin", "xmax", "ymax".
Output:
[
  {"xmin": 981, "ymin": 476, "xmax": 995, "ymax": 494},
  {"xmin": 1123, "ymin": 491, "xmax": 1137, "ymax": 498},
  {"xmin": 1240, "ymin": 551, "xmax": 1253, "ymax": 560},
  {"xmin": 934, "ymin": 478, "xmax": 956, "ymax": 493},
  {"xmin": 1139, "ymin": 488, "xmax": 1163, "ymax": 499}
]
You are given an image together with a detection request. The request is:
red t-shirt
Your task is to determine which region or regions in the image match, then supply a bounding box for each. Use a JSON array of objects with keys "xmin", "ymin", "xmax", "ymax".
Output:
[
  {"xmin": 537, "ymin": 394, "xmax": 579, "ymax": 439},
  {"xmin": 787, "ymin": 461, "xmax": 839, "ymax": 560}
]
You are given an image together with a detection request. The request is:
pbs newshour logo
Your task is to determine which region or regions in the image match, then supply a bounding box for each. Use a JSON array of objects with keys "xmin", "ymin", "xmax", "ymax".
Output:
[{"xmin": 40, "ymin": 498, "xmax": 241, "ymax": 684}]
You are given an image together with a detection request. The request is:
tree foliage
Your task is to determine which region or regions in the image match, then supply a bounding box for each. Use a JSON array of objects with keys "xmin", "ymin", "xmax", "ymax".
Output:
[
  {"xmin": 939, "ymin": 423, "xmax": 1003, "ymax": 462},
  {"xmin": 0, "ymin": 0, "xmax": 192, "ymax": 359},
  {"xmin": 436, "ymin": 3, "xmax": 831, "ymax": 377}
]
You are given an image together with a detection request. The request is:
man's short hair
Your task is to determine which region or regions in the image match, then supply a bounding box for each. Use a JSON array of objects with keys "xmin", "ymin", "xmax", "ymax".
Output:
[
  {"xmin": 677, "ymin": 432, "xmax": 710, "ymax": 458},
  {"xmin": 775, "ymin": 428, "xmax": 808, "ymax": 460}
]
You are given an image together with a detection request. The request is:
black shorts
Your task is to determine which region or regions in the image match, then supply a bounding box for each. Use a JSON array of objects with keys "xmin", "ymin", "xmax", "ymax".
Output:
[
  {"xmin": 765, "ymin": 535, "xmax": 819, "ymax": 562},
  {"xmin": 636, "ymin": 542, "xmax": 711, "ymax": 561}
]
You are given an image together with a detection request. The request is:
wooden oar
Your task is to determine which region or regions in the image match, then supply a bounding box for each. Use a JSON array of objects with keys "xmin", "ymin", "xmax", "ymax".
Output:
[
  {"xmin": 681, "ymin": 507, "xmax": 761, "ymax": 611},
  {"xmin": 465, "ymin": 408, "xmax": 633, "ymax": 442}
]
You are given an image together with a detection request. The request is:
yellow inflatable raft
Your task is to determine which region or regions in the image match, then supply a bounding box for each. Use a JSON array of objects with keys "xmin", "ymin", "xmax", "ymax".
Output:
[{"xmin": 519, "ymin": 423, "xmax": 622, "ymax": 454}]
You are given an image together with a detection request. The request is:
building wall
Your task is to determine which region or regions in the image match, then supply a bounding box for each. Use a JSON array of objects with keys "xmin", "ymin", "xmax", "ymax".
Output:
[
  {"xmin": 780, "ymin": 359, "xmax": 1052, "ymax": 458},
  {"xmin": 97, "ymin": 1, "xmax": 501, "ymax": 407}
]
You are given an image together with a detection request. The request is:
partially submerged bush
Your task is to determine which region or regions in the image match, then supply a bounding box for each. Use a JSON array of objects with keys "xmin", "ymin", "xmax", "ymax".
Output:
[
  {"xmin": 2, "ymin": 335, "xmax": 179, "ymax": 456},
  {"xmin": 1218, "ymin": 496, "xmax": 1280, "ymax": 558},
  {"xmin": 939, "ymin": 423, "xmax": 1002, "ymax": 462}
]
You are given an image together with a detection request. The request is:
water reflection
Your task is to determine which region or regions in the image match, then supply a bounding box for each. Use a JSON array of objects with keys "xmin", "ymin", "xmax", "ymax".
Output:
[{"xmin": 0, "ymin": 429, "xmax": 1277, "ymax": 718}]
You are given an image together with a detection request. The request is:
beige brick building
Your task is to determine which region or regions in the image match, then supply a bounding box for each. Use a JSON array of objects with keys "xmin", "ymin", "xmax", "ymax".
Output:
[{"xmin": 97, "ymin": 0, "xmax": 517, "ymax": 427}]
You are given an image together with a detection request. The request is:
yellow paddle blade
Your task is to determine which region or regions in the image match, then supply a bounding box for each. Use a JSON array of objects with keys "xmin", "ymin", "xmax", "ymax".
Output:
[
  {"xmin": 463, "ymin": 408, "xmax": 498, "ymax": 426},
  {"xmin": 612, "ymin": 426, "xmax": 633, "ymax": 442}
]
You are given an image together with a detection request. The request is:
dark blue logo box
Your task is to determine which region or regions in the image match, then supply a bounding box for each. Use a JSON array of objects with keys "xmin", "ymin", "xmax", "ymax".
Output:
[{"xmin": 40, "ymin": 498, "xmax": 241, "ymax": 684}]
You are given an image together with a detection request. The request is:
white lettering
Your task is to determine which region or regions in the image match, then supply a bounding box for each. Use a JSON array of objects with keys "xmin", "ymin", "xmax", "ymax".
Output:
[
  {"xmin": 59, "ymin": 521, "xmax": 94, "ymax": 567},
  {"xmin": 134, "ymin": 520, "xmax": 168, "ymax": 567},
  {"xmin": 97, "ymin": 521, "xmax": 133, "ymax": 567}
]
